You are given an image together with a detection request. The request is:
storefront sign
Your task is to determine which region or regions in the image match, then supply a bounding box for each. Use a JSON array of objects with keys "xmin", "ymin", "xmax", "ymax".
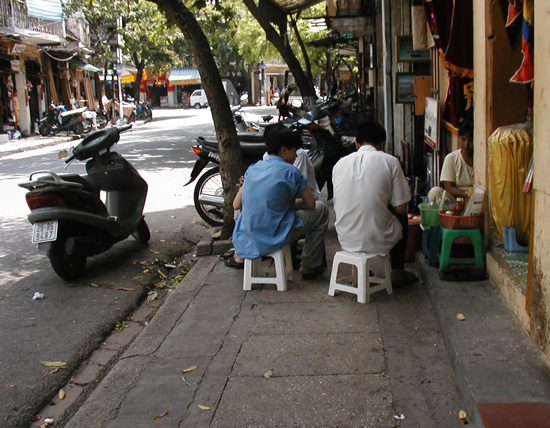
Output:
[
  {"xmin": 424, "ymin": 97, "xmax": 440, "ymax": 150},
  {"xmin": 10, "ymin": 60, "xmax": 20, "ymax": 72}
]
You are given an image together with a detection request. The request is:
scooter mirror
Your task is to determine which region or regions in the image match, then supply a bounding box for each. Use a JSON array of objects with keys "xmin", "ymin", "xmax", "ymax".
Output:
[{"xmin": 58, "ymin": 149, "xmax": 68, "ymax": 159}]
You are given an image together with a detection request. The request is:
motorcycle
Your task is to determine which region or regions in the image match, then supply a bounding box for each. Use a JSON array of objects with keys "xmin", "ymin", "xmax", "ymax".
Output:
[
  {"xmin": 136, "ymin": 100, "xmax": 152, "ymax": 121},
  {"xmin": 39, "ymin": 103, "xmax": 88, "ymax": 137},
  {"xmin": 18, "ymin": 126, "xmax": 150, "ymax": 280},
  {"xmin": 186, "ymin": 100, "xmax": 346, "ymax": 226}
]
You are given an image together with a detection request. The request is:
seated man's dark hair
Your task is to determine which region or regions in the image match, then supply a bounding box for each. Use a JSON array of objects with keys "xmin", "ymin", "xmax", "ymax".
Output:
[
  {"xmin": 356, "ymin": 122, "xmax": 386, "ymax": 145},
  {"xmin": 265, "ymin": 126, "xmax": 303, "ymax": 155},
  {"xmin": 458, "ymin": 118, "xmax": 474, "ymax": 139}
]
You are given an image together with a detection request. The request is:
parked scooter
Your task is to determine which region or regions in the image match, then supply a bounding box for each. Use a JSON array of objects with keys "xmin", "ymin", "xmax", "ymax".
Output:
[
  {"xmin": 18, "ymin": 126, "xmax": 150, "ymax": 279},
  {"xmin": 39, "ymin": 103, "xmax": 88, "ymax": 137},
  {"xmin": 186, "ymin": 101, "xmax": 346, "ymax": 226}
]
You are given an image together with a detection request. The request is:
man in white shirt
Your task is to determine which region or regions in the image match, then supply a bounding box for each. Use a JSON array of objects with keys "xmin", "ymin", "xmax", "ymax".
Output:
[{"xmin": 332, "ymin": 122, "xmax": 418, "ymax": 287}]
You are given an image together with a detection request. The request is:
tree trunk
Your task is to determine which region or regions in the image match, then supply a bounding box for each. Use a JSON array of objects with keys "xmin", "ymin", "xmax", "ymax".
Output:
[
  {"xmin": 242, "ymin": 0, "xmax": 315, "ymax": 100},
  {"xmin": 149, "ymin": 0, "xmax": 245, "ymax": 239}
]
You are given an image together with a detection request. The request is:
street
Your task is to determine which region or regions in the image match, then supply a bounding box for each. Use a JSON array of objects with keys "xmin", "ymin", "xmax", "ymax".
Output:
[{"xmin": 0, "ymin": 107, "xmax": 271, "ymax": 427}]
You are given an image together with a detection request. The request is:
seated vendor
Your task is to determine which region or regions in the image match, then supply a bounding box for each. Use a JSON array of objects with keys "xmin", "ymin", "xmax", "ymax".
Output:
[{"xmin": 428, "ymin": 118, "xmax": 474, "ymax": 203}]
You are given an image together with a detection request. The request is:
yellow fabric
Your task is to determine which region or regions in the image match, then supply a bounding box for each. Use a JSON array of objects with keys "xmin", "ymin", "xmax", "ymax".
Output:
[{"xmin": 488, "ymin": 125, "xmax": 533, "ymax": 245}]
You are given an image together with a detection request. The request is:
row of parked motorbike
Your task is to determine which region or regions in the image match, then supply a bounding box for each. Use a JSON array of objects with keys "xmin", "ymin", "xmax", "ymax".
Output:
[
  {"xmin": 19, "ymin": 95, "xmax": 359, "ymax": 281},
  {"xmin": 38, "ymin": 99, "xmax": 152, "ymax": 137},
  {"xmin": 187, "ymin": 97, "xmax": 359, "ymax": 226}
]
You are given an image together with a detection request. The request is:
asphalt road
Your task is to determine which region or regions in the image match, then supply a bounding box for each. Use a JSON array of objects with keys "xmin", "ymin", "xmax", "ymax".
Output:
[{"xmin": 0, "ymin": 107, "xmax": 274, "ymax": 427}]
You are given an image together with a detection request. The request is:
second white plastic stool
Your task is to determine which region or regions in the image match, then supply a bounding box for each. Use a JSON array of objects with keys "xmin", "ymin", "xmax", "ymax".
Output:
[{"xmin": 328, "ymin": 251, "xmax": 393, "ymax": 303}]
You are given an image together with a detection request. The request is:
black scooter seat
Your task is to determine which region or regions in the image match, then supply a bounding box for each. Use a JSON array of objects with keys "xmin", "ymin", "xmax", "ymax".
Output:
[
  {"xmin": 237, "ymin": 132, "xmax": 265, "ymax": 143},
  {"xmin": 38, "ymin": 174, "xmax": 100, "ymax": 193}
]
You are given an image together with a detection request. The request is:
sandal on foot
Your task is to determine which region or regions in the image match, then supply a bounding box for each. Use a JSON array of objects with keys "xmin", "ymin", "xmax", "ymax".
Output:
[
  {"xmin": 301, "ymin": 266, "xmax": 324, "ymax": 280},
  {"xmin": 220, "ymin": 248, "xmax": 235, "ymax": 260},
  {"xmin": 224, "ymin": 256, "xmax": 244, "ymax": 269},
  {"xmin": 392, "ymin": 271, "xmax": 418, "ymax": 288}
]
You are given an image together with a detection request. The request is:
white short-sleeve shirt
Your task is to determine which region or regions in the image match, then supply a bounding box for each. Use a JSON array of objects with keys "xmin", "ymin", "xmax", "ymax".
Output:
[
  {"xmin": 439, "ymin": 149, "xmax": 474, "ymax": 190},
  {"xmin": 332, "ymin": 145, "xmax": 411, "ymax": 255}
]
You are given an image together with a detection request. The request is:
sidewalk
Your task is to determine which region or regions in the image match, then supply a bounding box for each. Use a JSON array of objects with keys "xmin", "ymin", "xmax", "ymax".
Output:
[{"xmin": 59, "ymin": 207, "xmax": 550, "ymax": 428}]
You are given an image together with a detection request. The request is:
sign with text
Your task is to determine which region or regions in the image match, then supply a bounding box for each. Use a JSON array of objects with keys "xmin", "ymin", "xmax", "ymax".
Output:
[{"xmin": 424, "ymin": 97, "xmax": 439, "ymax": 150}]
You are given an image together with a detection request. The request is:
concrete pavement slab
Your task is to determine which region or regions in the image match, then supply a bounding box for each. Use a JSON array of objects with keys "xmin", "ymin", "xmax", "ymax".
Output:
[
  {"xmin": 210, "ymin": 375, "xmax": 395, "ymax": 428},
  {"xmin": 248, "ymin": 301, "xmax": 380, "ymax": 335},
  {"xmin": 234, "ymin": 333, "xmax": 385, "ymax": 376}
]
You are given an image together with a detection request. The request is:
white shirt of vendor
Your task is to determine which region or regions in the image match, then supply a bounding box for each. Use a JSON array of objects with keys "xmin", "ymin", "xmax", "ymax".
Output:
[
  {"xmin": 332, "ymin": 145, "xmax": 411, "ymax": 255},
  {"xmin": 440, "ymin": 149, "xmax": 474, "ymax": 190}
]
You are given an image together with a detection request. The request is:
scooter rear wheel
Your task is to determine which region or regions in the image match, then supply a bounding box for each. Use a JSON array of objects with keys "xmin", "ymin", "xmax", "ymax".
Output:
[
  {"xmin": 72, "ymin": 122, "xmax": 84, "ymax": 135},
  {"xmin": 194, "ymin": 167, "xmax": 224, "ymax": 227},
  {"xmin": 48, "ymin": 228, "xmax": 87, "ymax": 280},
  {"xmin": 132, "ymin": 218, "xmax": 151, "ymax": 244}
]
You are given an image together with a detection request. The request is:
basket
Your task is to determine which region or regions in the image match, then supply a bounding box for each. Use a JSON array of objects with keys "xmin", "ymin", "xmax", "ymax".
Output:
[
  {"xmin": 418, "ymin": 203, "xmax": 453, "ymax": 227},
  {"xmin": 438, "ymin": 211, "xmax": 483, "ymax": 229}
]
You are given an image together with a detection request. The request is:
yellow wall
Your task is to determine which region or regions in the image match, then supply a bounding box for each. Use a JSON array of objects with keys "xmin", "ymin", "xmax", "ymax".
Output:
[{"xmin": 531, "ymin": 1, "xmax": 550, "ymax": 361}]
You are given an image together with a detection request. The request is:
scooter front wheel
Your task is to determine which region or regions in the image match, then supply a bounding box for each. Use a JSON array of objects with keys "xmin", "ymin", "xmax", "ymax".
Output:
[
  {"xmin": 194, "ymin": 167, "xmax": 224, "ymax": 227},
  {"xmin": 132, "ymin": 218, "xmax": 151, "ymax": 244},
  {"xmin": 39, "ymin": 124, "xmax": 50, "ymax": 137},
  {"xmin": 47, "ymin": 229, "xmax": 87, "ymax": 280}
]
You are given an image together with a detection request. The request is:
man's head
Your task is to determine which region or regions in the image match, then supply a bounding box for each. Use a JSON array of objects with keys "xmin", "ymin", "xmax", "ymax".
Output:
[
  {"xmin": 265, "ymin": 125, "xmax": 302, "ymax": 163},
  {"xmin": 356, "ymin": 122, "xmax": 386, "ymax": 150},
  {"xmin": 458, "ymin": 118, "xmax": 474, "ymax": 155}
]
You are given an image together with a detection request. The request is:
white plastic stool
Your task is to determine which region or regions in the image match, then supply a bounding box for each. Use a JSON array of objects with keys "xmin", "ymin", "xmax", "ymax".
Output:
[
  {"xmin": 328, "ymin": 251, "xmax": 393, "ymax": 303},
  {"xmin": 243, "ymin": 245, "xmax": 293, "ymax": 291}
]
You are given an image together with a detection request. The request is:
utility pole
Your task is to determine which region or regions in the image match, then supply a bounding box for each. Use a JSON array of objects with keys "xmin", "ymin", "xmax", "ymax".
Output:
[{"xmin": 116, "ymin": 16, "xmax": 124, "ymax": 122}]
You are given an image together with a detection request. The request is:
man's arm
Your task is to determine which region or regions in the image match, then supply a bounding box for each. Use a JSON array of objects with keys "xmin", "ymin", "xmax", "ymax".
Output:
[
  {"xmin": 393, "ymin": 202, "xmax": 407, "ymax": 216},
  {"xmin": 233, "ymin": 186, "xmax": 243, "ymax": 210},
  {"xmin": 295, "ymin": 187, "xmax": 315, "ymax": 210}
]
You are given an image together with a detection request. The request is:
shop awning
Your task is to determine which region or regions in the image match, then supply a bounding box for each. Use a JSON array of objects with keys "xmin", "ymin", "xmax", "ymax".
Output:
[
  {"xmin": 69, "ymin": 57, "xmax": 101, "ymax": 73},
  {"xmin": 26, "ymin": 0, "xmax": 63, "ymax": 22},
  {"xmin": 168, "ymin": 67, "xmax": 201, "ymax": 85}
]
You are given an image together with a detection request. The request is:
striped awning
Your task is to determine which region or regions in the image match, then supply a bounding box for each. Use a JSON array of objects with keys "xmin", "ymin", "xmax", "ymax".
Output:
[
  {"xmin": 168, "ymin": 67, "xmax": 201, "ymax": 85},
  {"xmin": 26, "ymin": 0, "xmax": 63, "ymax": 22}
]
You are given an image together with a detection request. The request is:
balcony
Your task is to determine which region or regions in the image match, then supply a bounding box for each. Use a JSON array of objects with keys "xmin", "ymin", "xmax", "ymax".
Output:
[{"xmin": 0, "ymin": 0, "xmax": 65, "ymax": 45}]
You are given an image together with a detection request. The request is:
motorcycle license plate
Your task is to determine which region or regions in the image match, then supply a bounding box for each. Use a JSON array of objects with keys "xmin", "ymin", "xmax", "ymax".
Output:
[{"xmin": 32, "ymin": 221, "xmax": 58, "ymax": 243}]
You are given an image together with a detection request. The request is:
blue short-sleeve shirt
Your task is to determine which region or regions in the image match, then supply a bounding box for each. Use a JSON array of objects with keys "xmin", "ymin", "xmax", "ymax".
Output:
[{"xmin": 233, "ymin": 155, "xmax": 307, "ymax": 259}]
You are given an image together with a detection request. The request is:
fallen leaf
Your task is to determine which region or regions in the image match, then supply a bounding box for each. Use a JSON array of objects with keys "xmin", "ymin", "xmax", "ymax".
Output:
[
  {"xmin": 150, "ymin": 249, "xmax": 160, "ymax": 254},
  {"xmin": 131, "ymin": 260, "xmax": 139, "ymax": 264},
  {"xmin": 142, "ymin": 269, "xmax": 150, "ymax": 274},
  {"xmin": 182, "ymin": 365, "xmax": 198, "ymax": 373},
  {"xmin": 211, "ymin": 230, "xmax": 222, "ymax": 239},
  {"xmin": 456, "ymin": 313, "xmax": 466, "ymax": 321},
  {"xmin": 459, "ymin": 410, "xmax": 467, "ymax": 419},
  {"xmin": 157, "ymin": 269, "xmax": 167, "ymax": 279},
  {"xmin": 153, "ymin": 410, "xmax": 168, "ymax": 420},
  {"xmin": 40, "ymin": 361, "xmax": 67, "ymax": 369},
  {"xmin": 155, "ymin": 230, "xmax": 163, "ymax": 233},
  {"xmin": 146, "ymin": 291, "xmax": 158, "ymax": 305},
  {"xmin": 263, "ymin": 369, "xmax": 273, "ymax": 380},
  {"xmin": 111, "ymin": 287, "xmax": 134, "ymax": 292},
  {"xmin": 58, "ymin": 389, "xmax": 66, "ymax": 400},
  {"xmin": 90, "ymin": 283, "xmax": 99, "ymax": 288},
  {"xmin": 197, "ymin": 405, "xmax": 211, "ymax": 411}
]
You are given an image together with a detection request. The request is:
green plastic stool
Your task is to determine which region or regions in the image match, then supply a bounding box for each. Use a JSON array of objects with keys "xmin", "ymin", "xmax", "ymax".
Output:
[{"xmin": 439, "ymin": 227, "xmax": 484, "ymax": 271}]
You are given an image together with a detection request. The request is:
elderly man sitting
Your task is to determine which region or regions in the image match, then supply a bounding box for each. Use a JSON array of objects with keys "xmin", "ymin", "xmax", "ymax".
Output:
[{"xmin": 332, "ymin": 122, "xmax": 418, "ymax": 287}]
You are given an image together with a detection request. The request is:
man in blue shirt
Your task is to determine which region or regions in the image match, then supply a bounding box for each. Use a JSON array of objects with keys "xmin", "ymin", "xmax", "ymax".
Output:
[{"xmin": 228, "ymin": 126, "xmax": 329, "ymax": 280}]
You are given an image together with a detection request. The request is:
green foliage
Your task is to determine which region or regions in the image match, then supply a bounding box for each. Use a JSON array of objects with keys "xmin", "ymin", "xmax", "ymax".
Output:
[{"xmin": 64, "ymin": 0, "xmax": 187, "ymax": 74}]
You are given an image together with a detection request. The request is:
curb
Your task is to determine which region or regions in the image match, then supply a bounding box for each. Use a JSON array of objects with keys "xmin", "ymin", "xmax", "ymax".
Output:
[{"xmin": 416, "ymin": 253, "xmax": 550, "ymax": 428}]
